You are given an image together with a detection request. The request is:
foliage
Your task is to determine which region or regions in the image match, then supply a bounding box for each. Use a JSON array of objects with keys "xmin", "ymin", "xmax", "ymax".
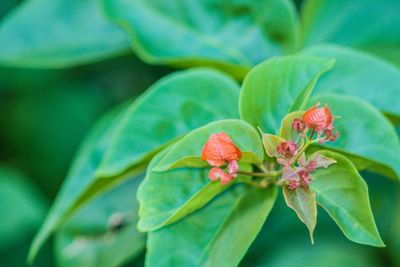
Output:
[{"xmin": 0, "ymin": 0, "xmax": 399, "ymax": 267}]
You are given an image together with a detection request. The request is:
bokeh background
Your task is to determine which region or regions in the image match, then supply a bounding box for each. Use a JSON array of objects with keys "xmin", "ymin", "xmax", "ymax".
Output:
[{"xmin": 1, "ymin": 0, "xmax": 399, "ymax": 267}]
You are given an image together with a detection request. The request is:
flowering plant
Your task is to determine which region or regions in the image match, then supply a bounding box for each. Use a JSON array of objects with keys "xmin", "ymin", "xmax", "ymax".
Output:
[
  {"xmin": 30, "ymin": 56, "xmax": 399, "ymax": 266},
  {"xmin": 0, "ymin": 0, "xmax": 397, "ymax": 266}
]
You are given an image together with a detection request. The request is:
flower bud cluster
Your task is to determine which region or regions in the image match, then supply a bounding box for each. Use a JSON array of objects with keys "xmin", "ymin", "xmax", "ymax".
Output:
[{"xmin": 292, "ymin": 103, "xmax": 339, "ymax": 143}]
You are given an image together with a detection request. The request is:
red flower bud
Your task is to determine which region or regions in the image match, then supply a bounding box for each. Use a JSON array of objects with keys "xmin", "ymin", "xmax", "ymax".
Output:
[
  {"xmin": 276, "ymin": 141, "xmax": 297, "ymax": 158},
  {"xmin": 201, "ymin": 132, "xmax": 242, "ymax": 167},
  {"xmin": 298, "ymin": 169, "xmax": 311, "ymax": 187},
  {"xmin": 292, "ymin": 118, "xmax": 306, "ymax": 132},
  {"xmin": 302, "ymin": 103, "xmax": 333, "ymax": 133}
]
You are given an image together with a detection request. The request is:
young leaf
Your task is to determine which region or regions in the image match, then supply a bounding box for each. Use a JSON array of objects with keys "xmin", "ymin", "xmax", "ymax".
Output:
[
  {"xmin": 239, "ymin": 55, "xmax": 334, "ymax": 134},
  {"xmin": 311, "ymin": 150, "xmax": 384, "ymax": 247},
  {"xmin": 262, "ymin": 133, "xmax": 286, "ymax": 158},
  {"xmin": 301, "ymin": 0, "xmax": 400, "ymax": 66},
  {"xmin": 97, "ymin": 69, "xmax": 240, "ymax": 178},
  {"xmin": 54, "ymin": 176, "xmax": 145, "ymax": 267},
  {"xmin": 303, "ymin": 44, "xmax": 400, "ymax": 118},
  {"xmin": 146, "ymin": 185, "xmax": 278, "ymax": 267},
  {"xmin": 153, "ymin": 120, "xmax": 263, "ymax": 172},
  {"xmin": 0, "ymin": 0, "xmax": 130, "ymax": 68},
  {"xmin": 309, "ymin": 94, "xmax": 400, "ymax": 180},
  {"xmin": 102, "ymin": 0, "xmax": 299, "ymax": 79},
  {"xmin": 283, "ymin": 186, "xmax": 317, "ymax": 243}
]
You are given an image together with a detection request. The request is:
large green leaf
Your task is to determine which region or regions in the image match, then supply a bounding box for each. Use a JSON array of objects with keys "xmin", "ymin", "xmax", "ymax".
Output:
[
  {"xmin": 97, "ymin": 68, "xmax": 240, "ymax": 178},
  {"xmin": 0, "ymin": 166, "xmax": 47, "ymax": 251},
  {"xmin": 311, "ymin": 151, "xmax": 384, "ymax": 247},
  {"xmin": 138, "ymin": 120, "xmax": 263, "ymax": 232},
  {"xmin": 103, "ymin": 0, "xmax": 299, "ymax": 79},
  {"xmin": 146, "ymin": 185, "xmax": 277, "ymax": 267},
  {"xmin": 302, "ymin": 44, "xmax": 400, "ymax": 118},
  {"xmin": 301, "ymin": 0, "xmax": 400, "ymax": 66},
  {"xmin": 0, "ymin": 0, "xmax": 130, "ymax": 68},
  {"xmin": 154, "ymin": 119, "xmax": 263, "ymax": 171},
  {"xmin": 239, "ymin": 55, "xmax": 334, "ymax": 133},
  {"xmin": 29, "ymin": 104, "xmax": 130, "ymax": 262},
  {"xmin": 55, "ymin": 175, "xmax": 145, "ymax": 267},
  {"xmin": 309, "ymin": 94, "xmax": 400, "ymax": 179}
]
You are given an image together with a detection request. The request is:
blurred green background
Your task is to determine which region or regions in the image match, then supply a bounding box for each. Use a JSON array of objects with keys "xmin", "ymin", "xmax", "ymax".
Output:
[{"xmin": 1, "ymin": 0, "xmax": 399, "ymax": 267}]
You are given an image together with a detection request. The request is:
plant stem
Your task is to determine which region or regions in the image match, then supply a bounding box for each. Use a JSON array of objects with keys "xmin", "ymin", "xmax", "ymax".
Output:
[
  {"xmin": 237, "ymin": 169, "xmax": 282, "ymax": 177},
  {"xmin": 239, "ymin": 179, "xmax": 267, "ymax": 188},
  {"xmin": 291, "ymin": 138, "xmax": 311, "ymax": 165},
  {"xmin": 309, "ymin": 129, "xmax": 316, "ymax": 139}
]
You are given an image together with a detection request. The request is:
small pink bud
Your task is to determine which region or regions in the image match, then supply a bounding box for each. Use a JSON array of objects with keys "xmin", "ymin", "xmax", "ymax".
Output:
[
  {"xmin": 220, "ymin": 173, "xmax": 235, "ymax": 185},
  {"xmin": 292, "ymin": 118, "xmax": 306, "ymax": 132},
  {"xmin": 298, "ymin": 169, "xmax": 311, "ymax": 187},
  {"xmin": 329, "ymin": 131, "xmax": 339, "ymax": 142},
  {"xmin": 227, "ymin": 160, "xmax": 239, "ymax": 177},
  {"xmin": 324, "ymin": 128, "xmax": 333, "ymax": 138},
  {"xmin": 209, "ymin": 167, "xmax": 224, "ymax": 181},
  {"xmin": 208, "ymin": 167, "xmax": 235, "ymax": 185},
  {"xmin": 276, "ymin": 141, "xmax": 297, "ymax": 158},
  {"xmin": 288, "ymin": 180, "xmax": 301, "ymax": 190}
]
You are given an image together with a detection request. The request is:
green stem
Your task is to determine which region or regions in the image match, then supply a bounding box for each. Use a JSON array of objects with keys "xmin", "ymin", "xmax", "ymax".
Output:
[
  {"xmin": 239, "ymin": 179, "xmax": 267, "ymax": 188},
  {"xmin": 237, "ymin": 169, "xmax": 282, "ymax": 177},
  {"xmin": 292, "ymin": 138, "xmax": 311, "ymax": 165},
  {"xmin": 237, "ymin": 170, "xmax": 271, "ymax": 177},
  {"xmin": 309, "ymin": 129, "xmax": 316, "ymax": 139}
]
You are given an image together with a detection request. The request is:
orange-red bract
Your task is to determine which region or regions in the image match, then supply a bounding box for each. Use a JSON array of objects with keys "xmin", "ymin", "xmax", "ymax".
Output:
[
  {"xmin": 201, "ymin": 132, "xmax": 242, "ymax": 167},
  {"xmin": 302, "ymin": 103, "xmax": 333, "ymax": 133}
]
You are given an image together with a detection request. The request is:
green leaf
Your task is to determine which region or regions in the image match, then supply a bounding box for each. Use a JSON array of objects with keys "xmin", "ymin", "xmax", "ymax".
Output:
[
  {"xmin": 309, "ymin": 94, "xmax": 400, "ymax": 179},
  {"xmin": 154, "ymin": 119, "xmax": 263, "ymax": 171},
  {"xmin": 146, "ymin": 185, "xmax": 277, "ymax": 267},
  {"xmin": 102, "ymin": 0, "xmax": 299, "ymax": 79},
  {"xmin": 301, "ymin": 0, "xmax": 400, "ymax": 66},
  {"xmin": 0, "ymin": 0, "xmax": 130, "ymax": 68},
  {"xmin": 55, "ymin": 175, "xmax": 145, "ymax": 267},
  {"xmin": 262, "ymin": 133, "xmax": 286, "ymax": 158},
  {"xmin": 283, "ymin": 186, "xmax": 317, "ymax": 243},
  {"xmin": 97, "ymin": 68, "xmax": 240, "ymax": 178},
  {"xmin": 311, "ymin": 150, "xmax": 384, "ymax": 247},
  {"xmin": 302, "ymin": 44, "xmax": 400, "ymax": 118},
  {"xmin": 29, "ymin": 104, "xmax": 131, "ymax": 262},
  {"xmin": 239, "ymin": 55, "xmax": 334, "ymax": 133},
  {"xmin": 0, "ymin": 166, "xmax": 47, "ymax": 250},
  {"xmin": 137, "ymin": 146, "xmax": 227, "ymax": 232}
]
